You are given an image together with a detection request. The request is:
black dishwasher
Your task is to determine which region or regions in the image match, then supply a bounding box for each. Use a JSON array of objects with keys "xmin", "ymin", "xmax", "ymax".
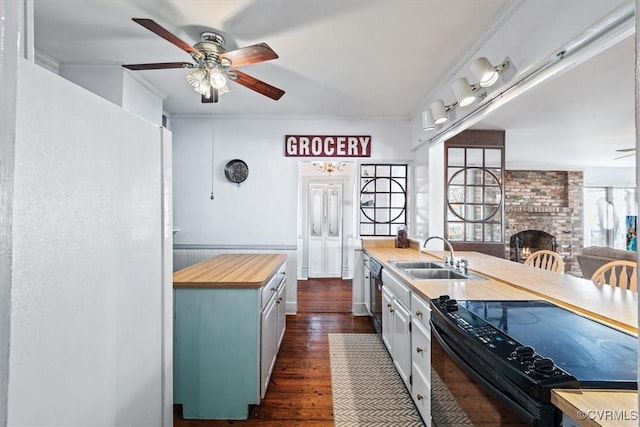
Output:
[{"xmin": 369, "ymin": 258, "xmax": 383, "ymax": 333}]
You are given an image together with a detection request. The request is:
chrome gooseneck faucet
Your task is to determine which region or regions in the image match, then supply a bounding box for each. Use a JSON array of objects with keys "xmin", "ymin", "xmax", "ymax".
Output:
[{"xmin": 422, "ymin": 236, "xmax": 455, "ymax": 266}]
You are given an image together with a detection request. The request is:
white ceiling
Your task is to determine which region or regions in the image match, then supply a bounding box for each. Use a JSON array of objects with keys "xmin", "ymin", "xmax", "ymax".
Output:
[{"xmin": 33, "ymin": 0, "xmax": 635, "ymax": 169}]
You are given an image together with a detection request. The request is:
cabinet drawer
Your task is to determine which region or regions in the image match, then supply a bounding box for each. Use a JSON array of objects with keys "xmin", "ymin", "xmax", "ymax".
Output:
[
  {"xmin": 382, "ymin": 269, "xmax": 410, "ymax": 308},
  {"xmin": 411, "ymin": 318, "xmax": 431, "ymax": 387},
  {"xmin": 261, "ymin": 263, "xmax": 286, "ymax": 309},
  {"xmin": 410, "ymin": 293, "xmax": 431, "ymax": 330},
  {"xmin": 411, "ymin": 360, "xmax": 431, "ymax": 425},
  {"xmin": 261, "ymin": 273, "xmax": 279, "ymax": 308}
]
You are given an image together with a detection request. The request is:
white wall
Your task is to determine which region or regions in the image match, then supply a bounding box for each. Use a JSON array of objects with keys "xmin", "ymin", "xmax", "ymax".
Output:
[
  {"xmin": 0, "ymin": 1, "xmax": 22, "ymax": 425},
  {"xmin": 59, "ymin": 65, "xmax": 164, "ymax": 126},
  {"xmin": 122, "ymin": 71, "xmax": 165, "ymax": 125},
  {"xmin": 10, "ymin": 58, "xmax": 170, "ymax": 427},
  {"xmin": 59, "ymin": 65, "xmax": 124, "ymax": 106},
  {"xmin": 171, "ymin": 116, "xmax": 413, "ymax": 247},
  {"xmin": 584, "ymin": 167, "xmax": 636, "ymax": 187}
]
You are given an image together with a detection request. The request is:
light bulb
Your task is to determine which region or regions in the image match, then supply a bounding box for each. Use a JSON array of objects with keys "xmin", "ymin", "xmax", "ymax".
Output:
[
  {"xmin": 209, "ymin": 69, "xmax": 227, "ymax": 89},
  {"xmin": 199, "ymin": 78, "xmax": 211, "ymax": 95}
]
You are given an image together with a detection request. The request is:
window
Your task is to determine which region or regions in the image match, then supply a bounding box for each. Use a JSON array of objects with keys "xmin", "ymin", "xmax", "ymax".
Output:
[
  {"xmin": 445, "ymin": 134, "xmax": 505, "ymax": 244},
  {"xmin": 584, "ymin": 187, "xmax": 637, "ymax": 249},
  {"xmin": 359, "ymin": 164, "xmax": 408, "ymax": 236}
]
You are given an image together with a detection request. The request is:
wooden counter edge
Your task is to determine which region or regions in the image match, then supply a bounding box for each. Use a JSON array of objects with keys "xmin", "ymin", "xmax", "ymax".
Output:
[{"xmin": 551, "ymin": 389, "xmax": 639, "ymax": 427}]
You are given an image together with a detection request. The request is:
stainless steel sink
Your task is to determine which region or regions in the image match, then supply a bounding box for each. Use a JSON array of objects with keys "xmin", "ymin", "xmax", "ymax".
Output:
[
  {"xmin": 403, "ymin": 268, "xmax": 487, "ymax": 281},
  {"xmin": 390, "ymin": 260, "xmax": 445, "ymax": 269}
]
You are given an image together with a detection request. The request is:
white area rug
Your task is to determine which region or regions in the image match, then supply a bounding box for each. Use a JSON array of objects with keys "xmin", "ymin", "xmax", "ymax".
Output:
[{"xmin": 329, "ymin": 333, "xmax": 473, "ymax": 427}]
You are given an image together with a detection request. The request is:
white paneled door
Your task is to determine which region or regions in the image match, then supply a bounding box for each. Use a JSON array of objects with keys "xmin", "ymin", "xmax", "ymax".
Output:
[{"xmin": 308, "ymin": 183, "xmax": 342, "ymax": 277}]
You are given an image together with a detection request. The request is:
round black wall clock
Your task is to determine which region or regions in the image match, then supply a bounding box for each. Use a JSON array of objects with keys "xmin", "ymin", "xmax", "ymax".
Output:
[{"xmin": 224, "ymin": 159, "xmax": 249, "ymax": 186}]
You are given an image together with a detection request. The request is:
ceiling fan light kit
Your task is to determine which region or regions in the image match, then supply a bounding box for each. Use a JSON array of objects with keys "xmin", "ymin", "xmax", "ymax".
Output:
[
  {"xmin": 122, "ymin": 18, "xmax": 285, "ymax": 103},
  {"xmin": 423, "ymin": 56, "xmax": 509, "ymax": 131}
]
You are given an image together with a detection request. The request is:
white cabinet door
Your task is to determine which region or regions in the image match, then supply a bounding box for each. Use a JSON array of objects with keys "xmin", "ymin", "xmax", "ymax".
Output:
[
  {"xmin": 260, "ymin": 296, "xmax": 277, "ymax": 398},
  {"xmin": 392, "ymin": 299, "xmax": 411, "ymax": 390},
  {"xmin": 381, "ymin": 285, "xmax": 393, "ymax": 352},
  {"xmin": 276, "ymin": 278, "xmax": 286, "ymax": 348},
  {"xmin": 411, "ymin": 359, "xmax": 432, "ymax": 425},
  {"xmin": 411, "ymin": 296, "xmax": 432, "ymax": 426}
]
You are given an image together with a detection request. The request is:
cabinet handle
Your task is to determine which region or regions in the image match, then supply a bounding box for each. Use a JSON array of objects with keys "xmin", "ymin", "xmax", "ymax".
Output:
[
  {"xmin": 387, "ymin": 303, "xmax": 392, "ymax": 308},
  {"xmin": 416, "ymin": 347, "xmax": 423, "ymax": 353},
  {"xmin": 415, "ymin": 310, "xmax": 422, "ymax": 317},
  {"xmin": 276, "ymin": 300, "xmax": 281, "ymax": 304},
  {"xmin": 417, "ymin": 394, "xmax": 424, "ymax": 401},
  {"xmin": 271, "ymin": 287, "xmax": 277, "ymax": 292},
  {"xmin": 389, "ymin": 307, "xmax": 394, "ymax": 313}
]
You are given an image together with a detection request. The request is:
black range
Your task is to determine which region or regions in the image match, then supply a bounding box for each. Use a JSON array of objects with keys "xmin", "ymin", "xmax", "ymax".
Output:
[{"xmin": 430, "ymin": 296, "xmax": 638, "ymax": 426}]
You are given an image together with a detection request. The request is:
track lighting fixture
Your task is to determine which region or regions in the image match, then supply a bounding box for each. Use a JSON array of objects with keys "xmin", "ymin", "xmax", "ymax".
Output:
[
  {"xmin": 470, "ymin": 57, "xmax": 508, "ymax": 88},
  {"xmin": 451, "ymin": 77, "xmax": 476, "ymax": 107},
  {"xmin": 421, "ymin": 110, "xmax": 435, "ymax": 130},
  {"xmin": 423, "ymin": 56, "xmax": 510, "ymax": 130}
]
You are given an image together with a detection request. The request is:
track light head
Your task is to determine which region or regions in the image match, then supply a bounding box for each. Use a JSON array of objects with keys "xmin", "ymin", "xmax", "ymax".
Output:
[
  {"xmin": 421, "ymin": 110, "xmax": 435, "ymax": 130},
  {"xmin": 452, "ymin": 77, "xmax": 475, "ymax": 107},
  {"xmin": 470, "ymin": 57, "xmax": 506, "ymax": 88},
  {"xmin": 430, "ymin": 100, "xmax": 449, "ymax": 124}
]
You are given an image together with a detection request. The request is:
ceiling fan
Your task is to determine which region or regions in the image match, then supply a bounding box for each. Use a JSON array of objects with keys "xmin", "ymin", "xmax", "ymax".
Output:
[
  {"xmin": 615, "ymin": 147, "xmax": 636, "ymax": 160},
  {"xmin": 122, "ymin": 18, "xmax": 285, "ymax": 103}
]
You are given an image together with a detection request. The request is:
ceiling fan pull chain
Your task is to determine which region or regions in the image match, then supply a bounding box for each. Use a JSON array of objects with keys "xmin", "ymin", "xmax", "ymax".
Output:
[{"xmin": 210, "ymin": 107, "xmax": 216, "ymax": 200}]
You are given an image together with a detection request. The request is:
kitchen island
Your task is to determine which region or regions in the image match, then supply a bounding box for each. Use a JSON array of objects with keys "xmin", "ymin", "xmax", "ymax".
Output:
[
  {"xmin": 363, "ymin": 239, "xmax": 637, "ymax": 427},
  {"xmin": 173, "ymin": 254, "xmax": 287, "ymax": 420}
]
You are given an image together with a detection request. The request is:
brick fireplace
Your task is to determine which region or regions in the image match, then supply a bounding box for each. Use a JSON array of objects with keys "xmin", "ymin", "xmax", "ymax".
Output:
[{"xmin": 504, "ymin": 171, "xmax": 583, "ymax": 275}]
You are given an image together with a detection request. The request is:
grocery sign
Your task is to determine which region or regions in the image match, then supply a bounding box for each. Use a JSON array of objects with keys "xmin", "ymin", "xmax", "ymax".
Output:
[{"xmin": 285, "ymin": 135, "xmax": 371, "ymax": 157}]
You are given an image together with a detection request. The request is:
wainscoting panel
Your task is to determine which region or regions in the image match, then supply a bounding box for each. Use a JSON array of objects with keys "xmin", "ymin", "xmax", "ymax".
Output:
[{"xmin": 173, "ymin": 245, "xmax": 298, "ymax": 314}]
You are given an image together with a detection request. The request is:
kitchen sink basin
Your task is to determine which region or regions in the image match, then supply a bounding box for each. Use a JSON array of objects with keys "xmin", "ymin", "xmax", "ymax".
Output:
[
  {"xmin": 403, "ymin": 268, "xmax": 488, "ymax": 281},
  {"xmin": 390, "ymin": 260, "xmax": 445, "ymax": 269}
]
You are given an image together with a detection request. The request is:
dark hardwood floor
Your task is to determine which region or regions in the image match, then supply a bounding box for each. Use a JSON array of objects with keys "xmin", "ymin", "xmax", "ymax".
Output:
[{"xmin": 173, "ymin": 277, "xmax": 375, "ymax": 426}]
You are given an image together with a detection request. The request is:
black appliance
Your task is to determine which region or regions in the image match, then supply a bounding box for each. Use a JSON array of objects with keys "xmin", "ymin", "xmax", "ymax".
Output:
[
  {"xmin": 430, "ymin": 296, "xmax": 638, "ymax": 426},
  {"xmin": 369, "ymin": 258, "xmax": 383, "ymax": 333}
]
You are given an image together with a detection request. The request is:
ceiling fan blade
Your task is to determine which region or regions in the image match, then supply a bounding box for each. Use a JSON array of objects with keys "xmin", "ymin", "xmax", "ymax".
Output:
[
  {"xmin": 615, "ymin": 147, "xmax": 636, "ymax": 152},
  {"xmin": 220, "ymin": 43, "xmax": 278, "ymax": 67},
  {"xmin": 230, "ymin": 70, "xmax": 285, "ymax": 100},
  {"xmin": 132, "ymin": 18, "xmax": 204, "ymax": 59},
  {"xmin": 122, "ymin": 62, "xmax": 192, "ymax": 70},
  {"xmin": 615, "ymin": 153, "xmax": 635, "ymax": 160}
]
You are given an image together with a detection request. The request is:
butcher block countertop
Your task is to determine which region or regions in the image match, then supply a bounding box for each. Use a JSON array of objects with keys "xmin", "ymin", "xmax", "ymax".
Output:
[
  {"xmin": 364, "ymin": 239, "xmax": 638, "ymax": 427},
  {"xmin": 173, "ymin": 253, "xmax": 286, "ymax": 288},
  {"xmin": 363, "ymin": 241, "xmax": 637, "ymax": 334}
]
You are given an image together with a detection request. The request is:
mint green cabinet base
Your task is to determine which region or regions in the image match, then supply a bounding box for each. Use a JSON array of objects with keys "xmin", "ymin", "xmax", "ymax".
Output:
[{"xmin": 174, "ymin": 288, "xmax": 260, "ymax": 420}]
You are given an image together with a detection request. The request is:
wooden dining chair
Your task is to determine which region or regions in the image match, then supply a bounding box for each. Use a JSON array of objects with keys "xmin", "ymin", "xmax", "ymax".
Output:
[
  {"xmin": 524, "ymin": 250, "xmax": 565, "ymax": 273},
  {"xmin": 590, "ymin": 260, "xmax": 638, "ymax": 291}
]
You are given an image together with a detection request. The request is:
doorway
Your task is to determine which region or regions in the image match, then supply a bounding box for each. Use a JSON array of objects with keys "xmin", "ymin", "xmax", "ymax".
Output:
[{"xmin": 308, "ymin": 182, "xmax": 343, "ymax": 277}]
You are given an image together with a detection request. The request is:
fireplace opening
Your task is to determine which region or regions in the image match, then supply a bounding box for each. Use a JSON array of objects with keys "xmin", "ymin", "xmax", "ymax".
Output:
[{"xmin": 510, "ymin": 230, "xmax": 558, "ymax": 263}]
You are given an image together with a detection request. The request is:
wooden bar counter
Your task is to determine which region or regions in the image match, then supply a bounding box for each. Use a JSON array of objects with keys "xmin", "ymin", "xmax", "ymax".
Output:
[{"xmin": 363, "ymin": 239, "xmax": 638, "ymax": 427}]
